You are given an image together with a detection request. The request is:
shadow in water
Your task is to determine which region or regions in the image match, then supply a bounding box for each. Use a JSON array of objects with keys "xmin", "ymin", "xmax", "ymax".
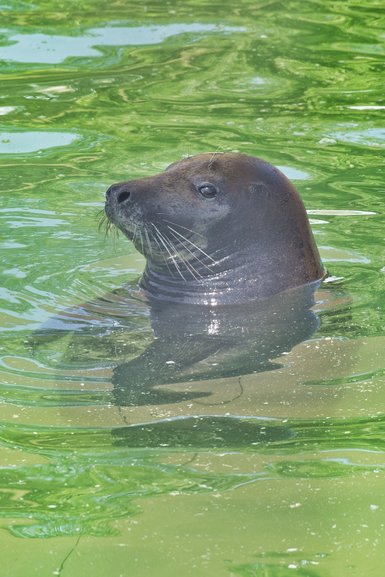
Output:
[{"xmin": 112, "ymin": 415, "xmax": 294, "ymax": 448}]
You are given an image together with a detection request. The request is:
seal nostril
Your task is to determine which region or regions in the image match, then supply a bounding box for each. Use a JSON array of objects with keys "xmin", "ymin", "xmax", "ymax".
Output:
[{"xmin": 117, "ymin": 190, "xmax": 131, "ymax": 204}]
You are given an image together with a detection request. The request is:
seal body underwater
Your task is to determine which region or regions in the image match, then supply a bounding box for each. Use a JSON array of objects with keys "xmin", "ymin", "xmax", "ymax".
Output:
[{"xmin": 105, "ymin": 152, "xmax": 324, "ymax": 305}]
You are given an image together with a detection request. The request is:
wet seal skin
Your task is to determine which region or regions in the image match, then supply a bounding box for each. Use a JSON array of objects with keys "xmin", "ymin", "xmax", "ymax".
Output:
[{"xmin": 105, "ymin": 152, "xmax": 324, "ymax": 306}]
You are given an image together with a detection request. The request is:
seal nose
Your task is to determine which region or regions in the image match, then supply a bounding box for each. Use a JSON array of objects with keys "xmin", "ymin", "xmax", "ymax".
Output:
[
  {"xmin": 117, "ymin": 189, "xmax": 131, "ymax": 204},
  {"xmin": 106, "ymin": 183, "xmax": 132, "ymax": 204}
]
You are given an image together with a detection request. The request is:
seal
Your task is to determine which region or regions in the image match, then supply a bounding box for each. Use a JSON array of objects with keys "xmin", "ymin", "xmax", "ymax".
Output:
[
  {"xmin": 32, "ymin": 153, "xmax": 325, "ymax": 408},
  {"xmin": 105, "ymin": 152, "xmax": 324, "ymax": 305}
]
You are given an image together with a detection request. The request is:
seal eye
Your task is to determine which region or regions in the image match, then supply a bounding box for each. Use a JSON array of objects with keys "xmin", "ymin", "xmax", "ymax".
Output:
[{"xmin": 197, "ymin": 183, "xmax": 218, "ymax": 199}]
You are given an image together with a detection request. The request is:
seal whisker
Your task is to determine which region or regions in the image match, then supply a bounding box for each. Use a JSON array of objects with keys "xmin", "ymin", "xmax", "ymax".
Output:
[
  {"xmin": 148, "ymin": 226, "xmax": 162, "ymax": 252},
  {"xmin": 143, "ymin": 226, "xmax": 153, "ymax": 257},
  {"xmin": 138, "ymin": 229, "xmax": 145, "ymax": 255},
  {"xmin": 158, "ymin": 218, "xmax": 206, "ymax": 239},
  {"xmin": 151, "ymin": 224, "xmax": 187, "ymax": 281},
  {"xmin": 148, "ymin": 226, "xmax": 174, "ymax": 277},
  {"xmin": 98, "ymin": 211, "xmax": 119, "ymax": 240},
  {"xmin": 97, "ymin": 209, "xmax": 106, "ymax": 230},
  {"xmin": 153, "ymin": 225, "xmax": 203, "ymax": 280},
  {"xmin": 166, "ymin": 225, "xmax": 217, "ymax": 265},
  {"xmin": 162, "ymin": 232, "xmax": 203, "ymax": 281},
  {"xmin": 182, "ymin": 261, "xmax": 202, "ymax": 281},
  {"xmin": 131, "ymin": 223, "xmax": 138, "ymax": 245},
  {"xmin": 98, "ymin": 211, "xmax": 106, "ymax": 230},
  {"xmin": 208, "ymin": 151, "xmax": 219, "ymax": 169},
  {"xmin": 164, "ymin": 234, "xmax": 203, "ymax": 280},
  {"xmin": 155, "ymin": 227, "xmax": 202, "ymax": 281},
  {"xmin": 158, "ymin": 229, "xmax": 201, "ymax": 281},
  {"xmin": 166, "ymin": 227, "xmax": 211, "ymax": 276}
]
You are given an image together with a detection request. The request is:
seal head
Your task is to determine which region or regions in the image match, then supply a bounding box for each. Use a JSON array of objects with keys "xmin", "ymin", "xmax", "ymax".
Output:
[{"xmin": 105, "ymin": 153, "xmax": 324, "ymax": 304}]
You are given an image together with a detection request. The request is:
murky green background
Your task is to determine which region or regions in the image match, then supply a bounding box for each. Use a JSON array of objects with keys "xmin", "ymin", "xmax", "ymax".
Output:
[{"xmin": 1, "ymin": 1, "xmax": 385, "ymax": 576}]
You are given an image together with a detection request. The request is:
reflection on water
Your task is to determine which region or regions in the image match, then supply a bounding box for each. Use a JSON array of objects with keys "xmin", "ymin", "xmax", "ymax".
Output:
[
  {"xmin": 0, "ymin": 24, "xmax": 244, "ymax": 63},
  {"xmin": 332, "ymin": 127, "xmax": 385, "ymax": 147},
  {"xmin": 0, "ymin": 106, "xmax": 16, "ymax": 115},
  {"xmin": 0, "ymin": 131, "xmax": 79, "ymax": 153},
  {"xmin": 32, "ymin": 281, "xmax": 320, "ymax": 406},
  {"xmin": 277, "ymin": 166, "xmax": 310, "ymax": 180},
  {"xmin": 1, "ymin": 1, "xmax": 385, "ymax": 576}
]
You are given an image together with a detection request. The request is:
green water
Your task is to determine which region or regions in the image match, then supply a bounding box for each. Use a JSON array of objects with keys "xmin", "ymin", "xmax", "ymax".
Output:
[{"xmin": 1, "ymin": 1, "xmax": 385, "ymax": 575}]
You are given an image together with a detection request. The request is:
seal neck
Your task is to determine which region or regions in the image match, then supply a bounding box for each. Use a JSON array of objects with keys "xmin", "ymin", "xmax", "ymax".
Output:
[{"xmin": 140, "ymin": 249, "xmax": 323, "ymax": 305}]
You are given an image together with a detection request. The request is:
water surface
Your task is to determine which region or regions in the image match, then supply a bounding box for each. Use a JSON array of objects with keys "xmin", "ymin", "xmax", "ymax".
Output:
[{"xmin": 1, "ymin": 1, "xmax": 385, "ymax": 576}]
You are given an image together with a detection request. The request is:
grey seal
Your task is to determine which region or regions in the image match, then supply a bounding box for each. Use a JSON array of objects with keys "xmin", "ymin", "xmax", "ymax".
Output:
[{"xmin": 105, "ymin": 152, "xmax": 324, "ymax": 305}]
